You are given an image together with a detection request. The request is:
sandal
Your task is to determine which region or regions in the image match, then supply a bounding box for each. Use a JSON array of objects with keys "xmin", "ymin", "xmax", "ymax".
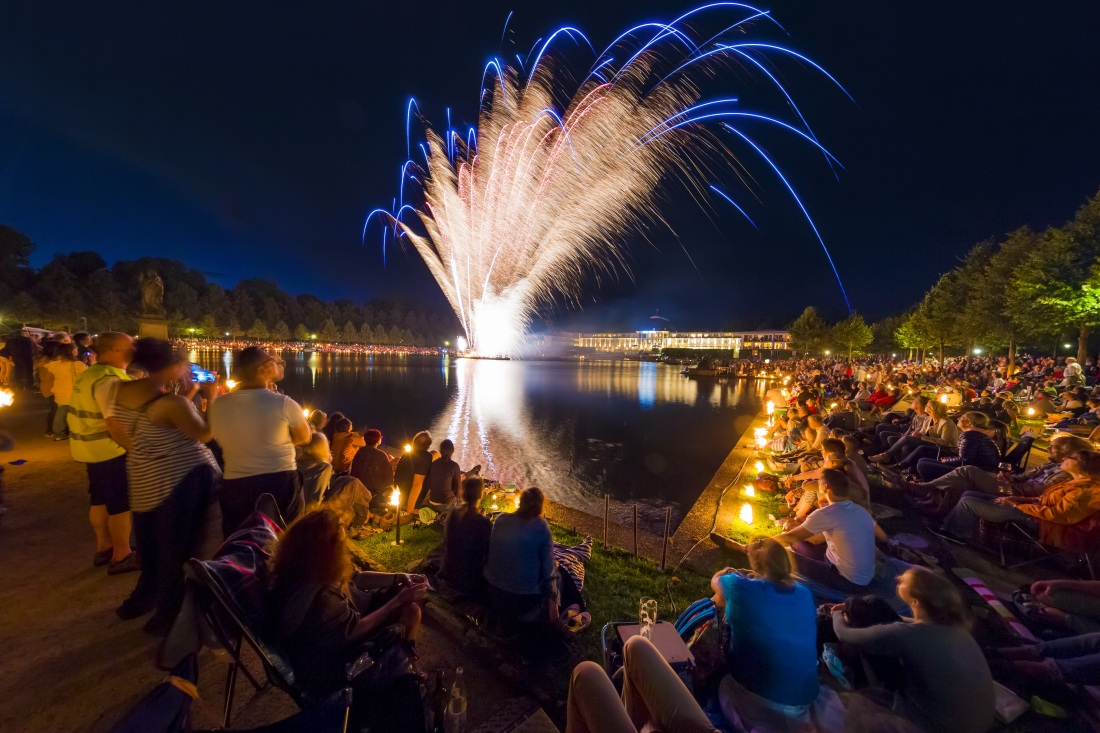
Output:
[{"xmin": 564, "ymin": 611, "xmax": 592, "ymax": 634}]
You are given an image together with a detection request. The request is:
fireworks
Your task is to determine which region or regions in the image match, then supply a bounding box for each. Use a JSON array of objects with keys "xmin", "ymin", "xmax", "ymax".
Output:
[{"xmin": 367, "ymin": 5, "xmax": 849, "ymax": 354}]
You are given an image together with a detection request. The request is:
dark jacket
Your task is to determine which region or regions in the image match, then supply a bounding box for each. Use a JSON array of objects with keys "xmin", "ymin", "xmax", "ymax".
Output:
[{"xmin": 942, "ymin": 429, "xmax": 1000, "ymax": 471}]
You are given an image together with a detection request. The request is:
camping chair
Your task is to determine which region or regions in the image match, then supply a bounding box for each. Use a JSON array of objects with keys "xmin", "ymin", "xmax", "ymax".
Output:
[
  {"xmin": 982, "ymin": 517, "xmax": 1100, "ymax": 580},
  {"xmin": 1000, "ymin": 434, "xmax": 1035, "ymax": 473},
  {"xmin": 194, "ymin": 689, "xmax": 353, "ymax": 733}
]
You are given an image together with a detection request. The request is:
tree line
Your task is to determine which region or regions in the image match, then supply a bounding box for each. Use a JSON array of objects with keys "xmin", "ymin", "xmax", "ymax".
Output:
[
  {"xmin": 788, "ymin": 187, "xmax": 1100, "ymax": 370},
  {"xmin": 0, "ymin": 228, "xmax": 460, "ymax": 346}
]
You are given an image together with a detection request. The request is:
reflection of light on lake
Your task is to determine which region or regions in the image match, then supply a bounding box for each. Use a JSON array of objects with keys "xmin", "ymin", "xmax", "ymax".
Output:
[
  {"xmin": 638, "ymin": 362, "xmax": 656, "ymax": 409},
  {"xmin": 308, "ymin": 352, "xmax": 318, "ymax": 387},
  {"xmin": 222, "ymin": 350, "xmax": 232, "ymax": 378}
]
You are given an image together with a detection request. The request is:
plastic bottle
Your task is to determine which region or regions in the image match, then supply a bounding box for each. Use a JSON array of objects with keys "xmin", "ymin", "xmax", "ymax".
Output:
[{"xmin": 446, "ymin": 667, "xmax": 467, "ymax": 733}]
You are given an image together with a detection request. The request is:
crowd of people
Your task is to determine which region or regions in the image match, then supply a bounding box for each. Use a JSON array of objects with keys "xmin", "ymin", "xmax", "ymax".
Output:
[{"xmin": 7, "ymin": 326, "xmax": 1100, "ymax": 731}]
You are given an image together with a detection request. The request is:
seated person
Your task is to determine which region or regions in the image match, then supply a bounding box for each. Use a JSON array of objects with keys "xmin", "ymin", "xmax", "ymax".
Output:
[
  {"xmin": 266, "ymin": 509, "xmax": 428, "ymax": 733},
  {"xmin": 306, "ymin": 408, "xmax": 328, "ymax": 434},
  {"xmin": 905, "ymin": 434, "xmax": 1085, "ymax": 513},
  {"xmin": 297, "ymin": 432, "xmax": 334, "ymax": 505},
  {"xmin": 440, "ymin": 477, "xmax": 492, "ymax": 597},
  {"xmin": 871, "ymin": 401, "xmax": 956, "ymax": 466},
  {"xmin": 350, "ymin": 428, "xmax": 395, "ymax": 508},
  {"xmin": 423, "ymin": 438, "xmax": 462, "ymax": 511},
  {"xmin": 1027, "ymin": 391, "xmax": 1058, "ymax": 417},
  {"xmin": 832, "ymin": 567, "xmax": 993, "ymax": 733},
  {"xmin": 710, "ymin": 539, "xmax": 820, "ymax": 725},
  {"xmin": 773, "ymin": 469, "xmax": 877, "ymax": 594},
  {"xmin": 1021, "ymin": 579, "xmax": 1100, "ymax": 634},
  {"xmin": 912, "ymin": 411, "xmax": 1000, "ymax": 482},
  {"xmin": 395, "ymin": 430, "xmax": 433, "ymax": 513},
  {"xmin": 330, "ymin": 416, "xmax": 365, "ymax": 475},
  {"xmin": 996, "ymin": 632, "xmax": 1100, "ymax": 686},
  {"xmin": 484, "ymin": 487, "xmax": 560, "ymax": 625},
  {"xmin": 565, "ymin": 635, "xmax": 719, "ymax": 733},
  {"xmin": 935, "ymin": 450, "xmax": 1100, "ymax": 542}
]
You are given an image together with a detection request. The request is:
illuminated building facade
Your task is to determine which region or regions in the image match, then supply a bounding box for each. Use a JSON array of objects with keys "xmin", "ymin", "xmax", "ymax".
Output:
[{"xmin": 571, "ymin": 329, "xmax": 791, "ymax": 355}]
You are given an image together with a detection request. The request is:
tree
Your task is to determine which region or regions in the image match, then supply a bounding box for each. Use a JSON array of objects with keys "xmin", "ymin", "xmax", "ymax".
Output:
[
  {"xmin": 319, "ymin": 318, "xmax": 339, "ymax": 342},
  {"xmin": 830, "ymin": 313, "xmax": 873, "ymax": 360},
  {"xmin": 895, "ymin": 310, "xmax": 935, "ymax": 363},
  {"xmin": 1010, "ymin": 190, "xmax": 1100, "ymax": 364},
  {"xmin": 921, "ymin": 272, "xmax": 967, "ymax": 367},
  {"xmin": 226, "ymin": 320, "xmax": 243, "ymax": 339},
  {"xmin": 0, "ymin": 225, "xmax": 34, "ymax": 301},
  {"xmin": 970, "ymin": 228, "xmax": 1038, "ymax": 375},
  {"xmin": 788, "ymin": 306, "xmax": 829, "ymax": 356},
  {"xmin": 247, "ymin": 318, "xmax": 269, "ymax": 340},
  {"xmin": 294, "ymin": 323, "xmax": 311, "ymax": 341},
  {"xmin": 341, "ymin": 320, "xmax": 359, "ymax": 343},
  {"xmin": 271, "ymin": 320, "xmax": 291, "ymax": 341},
  {"xmin": 359, "ymin": 323, "xmax": 375, "ymax": 344},
  {"xmin": 870, "ymin": 315, "xmax": 904, "ymax": 356}
]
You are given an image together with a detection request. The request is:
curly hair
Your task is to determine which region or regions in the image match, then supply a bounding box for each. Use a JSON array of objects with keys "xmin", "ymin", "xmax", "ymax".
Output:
[{"xmin": 269, "ymin": 509, "xmax": 352, "ymax": 595}]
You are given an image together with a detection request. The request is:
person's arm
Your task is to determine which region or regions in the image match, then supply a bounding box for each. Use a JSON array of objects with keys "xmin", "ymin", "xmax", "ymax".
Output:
[
  {"xmin": 450, "ymin": 466, "xmax": 461, "ymax": 502},
  {"xmin": 773, "ymin": 524, "xmax": 814, "ymax": 546},
  {"xmin": 97, "ymin": 378, "xmax": 128, "ymax": 449},
  {"xmin": 1018, "ymin": 486, "xmax": 1100, "ymax": 525},
  {"xmin": 349, "ymin": 583, "xmax": 428, "ymax": 643},
  {"xmin": 831, "ymin": 611, "xmax": 906, "ymax": 652},
  {"xmin": 285, "ymin": 398, "xmax": 311, "ymax": 446},
  {"xmin": 154, "ymin": 388, "xmax": 216, "ymax": 443},
  {"xmin": 1033, "ymin": 579, "xmax": 1100, "ymax": 598}
]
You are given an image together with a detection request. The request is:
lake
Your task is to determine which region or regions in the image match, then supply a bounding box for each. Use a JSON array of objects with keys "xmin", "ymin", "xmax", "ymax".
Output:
[{"xmin": 191, "ymin": 351, "xmax": 763, "ymax": 530}]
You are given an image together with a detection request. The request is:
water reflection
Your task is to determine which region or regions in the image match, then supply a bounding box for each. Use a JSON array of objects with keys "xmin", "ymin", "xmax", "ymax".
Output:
[{"xmin": 191, "ymin": 352, "xmax": 762, "ymax": 528}]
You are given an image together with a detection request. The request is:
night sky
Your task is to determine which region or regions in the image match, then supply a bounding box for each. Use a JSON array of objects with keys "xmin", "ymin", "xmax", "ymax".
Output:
[{"xmin": 2, "ymin": 2, "xmax": 1099, "ymax": 332}]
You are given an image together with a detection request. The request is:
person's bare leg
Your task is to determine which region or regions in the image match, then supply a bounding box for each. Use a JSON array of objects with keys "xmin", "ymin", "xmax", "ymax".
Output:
[
  {"xmin": 565, "ymin": 661, "xmax": 637, "ymax": 733},
  {"xmin": 89, "ymin": 505, "xmax": 112, "ymax": 553},
  {"xmin": 107, "ymin": 511, "xmax": 133, "ymax": 562},
  {"xmin": 621, "ymin": 636, "xmax": 715, "ymax": 733}
]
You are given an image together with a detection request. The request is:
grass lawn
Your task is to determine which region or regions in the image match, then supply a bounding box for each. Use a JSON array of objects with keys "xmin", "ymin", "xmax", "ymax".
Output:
[
  {"xmin": 726, "ymin": 486, "xmax": 788, "ymax": 545},
  {"xmin": 353, "ymin": 517, "xmax": 719, "ymax": 695}
]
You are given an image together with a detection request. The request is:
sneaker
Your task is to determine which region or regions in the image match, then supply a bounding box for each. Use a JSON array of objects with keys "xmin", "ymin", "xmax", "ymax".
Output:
[
  {"xmin": 107, "ymin": 551, "xmax": 141, "ymax": 575},
  {"xmin": 709, "ymin": 532, "xmax": 745, "ymax": 551},
  {"xmin": 924, "ymin": 522, "xmax": 965, "ymax": 545},
  {"xmin": 93, "ymin": 549, "xmax": 113, "ymax": 567},
  {"xmin": 868, "ymin": 453, "xmax": 891, "ymax": 463}
]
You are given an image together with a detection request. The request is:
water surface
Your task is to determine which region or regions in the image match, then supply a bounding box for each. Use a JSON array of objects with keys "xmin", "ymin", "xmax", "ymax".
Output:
[{"xmin": 193, "ymin": 351, "xmax": 762, "ymax": 529}]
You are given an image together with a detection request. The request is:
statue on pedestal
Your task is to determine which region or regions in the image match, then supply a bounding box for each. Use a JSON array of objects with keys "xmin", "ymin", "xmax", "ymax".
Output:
[{"xmin": 139, "ymin": 270, "xmax": 166, "ymax": 318}]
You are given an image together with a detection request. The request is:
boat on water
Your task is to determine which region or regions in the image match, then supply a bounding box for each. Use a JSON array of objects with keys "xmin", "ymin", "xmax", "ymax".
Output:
[{"xmin": 681, "ymin": 356, "xmax": 720, "ymax": 378}]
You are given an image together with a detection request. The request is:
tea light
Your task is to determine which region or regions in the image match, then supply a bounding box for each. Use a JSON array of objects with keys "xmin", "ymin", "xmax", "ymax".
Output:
[
  {"xmin": 1027, "ymin": 407, "xmax": 1035, "ymax": 417},
  {"xmin": 744, "ymin": 485, "xmax": 755, "ymax": 497},
  {"xmin": 739, "ymin": 503, "xmax": 754, "ymax": 524}
]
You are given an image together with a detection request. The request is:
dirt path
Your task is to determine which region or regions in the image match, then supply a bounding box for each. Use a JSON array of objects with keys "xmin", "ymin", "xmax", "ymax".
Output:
[{"xmin": 0, "ymin": 396, "xmax": 508, "ymax": 732}]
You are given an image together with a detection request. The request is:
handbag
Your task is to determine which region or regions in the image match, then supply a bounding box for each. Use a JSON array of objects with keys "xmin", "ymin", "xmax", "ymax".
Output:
[{"xmin": 346, "ymin": 623, "xmax": 419, "ymax": 691}]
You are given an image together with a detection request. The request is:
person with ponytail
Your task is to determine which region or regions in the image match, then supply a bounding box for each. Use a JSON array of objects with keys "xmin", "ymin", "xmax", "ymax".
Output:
[
  {"xmin": 440, "ymin": 477, "xmax": 492, "ymax": 597},
  {"xmin": 831, "ymin": 567, "xmax": 993, "ymax": 732}
]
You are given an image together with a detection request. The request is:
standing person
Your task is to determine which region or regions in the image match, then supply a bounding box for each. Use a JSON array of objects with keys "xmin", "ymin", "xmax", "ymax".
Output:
[
  {"xmin": 43, "ymin": 342, "xmax": 86, "ymax": 440},
  {"xmin": 108, "ymin": 339, "xmax": 221, "ymax": 630},
  {"xmin": 67, "ymin": 332, "xmax": 138, "ymax": 573},
  {"xmin": 0, "ymin": 329, "xmax": 36, "ymax": 391},
  {"xmin": 423, "ymin": 438, "xmax": 462, "ymax": 511},
  {"xmin": 831, "ymin": 567, "xmax": 994, "ymax": 733},
  {"xmin": 1063, "ymin": 357, "xmax": 1083, "ymax": 387},
  {"xmin": 36, "ymin": 341, "xmax": 61, "ymax": 436},
  {"xmin": 73, "ymin": 332, "xmax": 95, "ymax": 365},
  {"xmin": 209, "ymin": 346, "xmax": 311, "ymax": 534},
  {"xmin": 395, "ymin": 430, "xmax": 432, "ymax": 514}
]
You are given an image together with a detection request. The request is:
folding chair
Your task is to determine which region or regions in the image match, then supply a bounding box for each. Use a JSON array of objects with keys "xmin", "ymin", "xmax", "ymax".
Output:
[
  {"xmin": 985, "ymin": 519, "xmax": 1099, "ymax": 580},
  {"xmin": 1000, "ymin": 434, "xmax": 1035, "ymax": 473}
]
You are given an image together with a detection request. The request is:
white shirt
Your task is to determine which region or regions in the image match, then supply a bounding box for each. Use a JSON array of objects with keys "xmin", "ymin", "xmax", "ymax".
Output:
[
  {"xmin": 208, "ymin": 388, "xmax": 307, "ymax": 479},
  {"xmin": 801, "ymin": 500, "xmax": 876, "ymax": 585},
  {"xmin": 1064, "ymin": 362, "xmax": 1082, "ymax": 378}
]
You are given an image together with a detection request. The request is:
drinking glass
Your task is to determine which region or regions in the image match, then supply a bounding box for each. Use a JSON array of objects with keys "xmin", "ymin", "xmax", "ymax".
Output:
[{"xmin": 639, "ymin": 596, "xmax": 657, "ymax": 639}]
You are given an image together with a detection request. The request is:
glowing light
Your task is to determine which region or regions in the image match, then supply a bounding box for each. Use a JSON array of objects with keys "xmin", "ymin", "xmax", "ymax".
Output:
[
  {"xmin": 491, "ymin": 503, "xmax": 499, "ymax": 511},
  {"xmin": 824, "ymin": 350, "xmax": 830, "ymax": 356},
  {"xmin": 0, "ymin": 388, "xmax": 13, "ymax": 408},
  {"xmin": 303, "ymin": 408, "xmax": 310, "ymax": 418},
  {"xmin": 743, "ymin": 485, "xmax": 755, "ymax": 497},
  {"xmin": 939, "ymin": 395, "xmax": 948, "ymax": 404},
  {"xmin": 1027, "ymin": 407, "xmax": 1035, "ymax": 416},
  {"xmin": 225, "ymin": 379, "xmax": 238, "ymax": 390},
  {"xmin": 404, "ymin": 444, "xmax": 413, "ymax": 453},
  {"xmin": 766, "ymin": 400, "xmax": 774, "ymax": 415},
  {"xmin": 366, "ymin": 7, "xmax": 850, "ymax": 354},
  {"xmin": 456, "ymin": 336, "xmax": 468, "ymax": 353},
  {"xmin": 739, "ymin": 503, "xmax": 754, "ymax": 524},
  {"xmin": 754, "ymin": 460, "xmax": 765, "ymax": 474},
  {"xmin": 830, "ymin": 402, "xmax": 838, "ymax": 409},
  {"xmin": 389, "ymin": 488, "xmax": 401, "ymax": 507},
  {"xmin": 781, "ymin": 389, "xmax": 789, "ymax": 398},
  {"xmin": 1064, "ymin": 343, "xmax": 1073, "ymax": 350}
]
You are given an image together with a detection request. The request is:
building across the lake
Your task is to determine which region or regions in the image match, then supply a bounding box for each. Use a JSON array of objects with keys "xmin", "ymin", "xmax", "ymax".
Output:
[{"xmin": 569, "ymin": 329, "xmax": 791, "ymax": 356}]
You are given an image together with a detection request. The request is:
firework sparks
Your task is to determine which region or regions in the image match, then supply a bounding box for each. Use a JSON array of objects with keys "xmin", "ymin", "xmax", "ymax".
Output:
[{"xmin": 367, "ymin": 4, "xmax": 850, "ymax": 354}]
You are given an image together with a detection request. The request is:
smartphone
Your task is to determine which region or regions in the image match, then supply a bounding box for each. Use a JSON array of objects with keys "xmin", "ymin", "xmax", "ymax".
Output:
[{"xmin": 189, "ymin": 364, "xmax": 216, "ymax": 383}]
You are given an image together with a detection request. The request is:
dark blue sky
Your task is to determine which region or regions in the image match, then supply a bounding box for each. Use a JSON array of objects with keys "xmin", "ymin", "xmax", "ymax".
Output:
[{"xmin": 2, "ymin": 2, "xmax": 1099, "ymax": 331}]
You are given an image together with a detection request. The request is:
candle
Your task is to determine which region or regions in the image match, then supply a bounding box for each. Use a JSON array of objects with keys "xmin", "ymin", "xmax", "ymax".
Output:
[
  {"xmin": 389, "ymin": 488, "xmax": 403, "ymax": 545},
  {"xmin": 739, "ymin": 503, "xmax": 754, "ymax": 524},
  {"xmin": 939, "ymin": 395, "xmax": 948, "ymax": 404},
  {"xmin": 754, "ymin": 460, "xmax": 765, "ymax": 474},
  {"xmin": 1027, "ymin": 407, "xmax": 1035, "ymax": 417},
  {"xmin": 766, "ymin": 400, "xmax": 775, "ymax": 415},
  {"xmin": 744, "ymin": 485, "xmax": 755, "ymax": 497},
  {"xmin": 0, "ymin": 388, "xmax": 13, "ymax": 408}
]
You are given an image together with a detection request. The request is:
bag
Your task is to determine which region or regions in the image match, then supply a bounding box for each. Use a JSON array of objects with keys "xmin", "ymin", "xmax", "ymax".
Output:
[
  {"xmin": 752, "ymin": 473, "xmax": 780, "ymax": 493},
  {"xmin": 347, "ymin": 624, "xmax": 419, "ymax": 691}
]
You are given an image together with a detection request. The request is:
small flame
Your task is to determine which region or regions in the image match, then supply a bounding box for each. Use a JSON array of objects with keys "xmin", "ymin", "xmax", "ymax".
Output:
[
  {"xmin": 389, "ymin": 488, "xmax": 401, "ymax": 507},
  {"xmin": 1027, "ymin": 407, "xmax": 1035, "ymax": 416},
  {"xmin": 939, "ymin": 395, "xmax": 948, "ymax": 404},
  {"xmin": 830, "ymin": 403, "xmax": 838, "ymax": 409},
  {"xmin": 754, "ymin": 461, "xmax": 765, "ymax": 473},
  {"xmin": 303, "ymin": 408, "xmax": 310, "ymax": 418},
  {"xmin": 491, "ymin": 503, "xmax": 499, "ymax": 511},
  {"xmin": 404, "ymin": 444, "xmax": 412, "ymax": 453},
  {"xmin": 739, "ymin": 503, "xmax": 753, "ymax": 524},
  {"xmin": 744, "ymin": 485, "xmax": 755, "ymax": 497},
  {"xmin": 0, "ymin": 388, "xmax": 13, "ymax": 408},
  {"xmin": 225, "ymin": 379, "xmax": 238, "ymax": 390},
  {"xmin": 766, "ymin": 400, "xmax": 775, "ymax": 415}
]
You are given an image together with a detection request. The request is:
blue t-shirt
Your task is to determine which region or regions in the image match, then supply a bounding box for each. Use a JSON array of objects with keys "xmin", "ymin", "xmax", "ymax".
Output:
[{"xmin": 719, "ymin": 572, "xmax": 819, "ymax": 706}]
